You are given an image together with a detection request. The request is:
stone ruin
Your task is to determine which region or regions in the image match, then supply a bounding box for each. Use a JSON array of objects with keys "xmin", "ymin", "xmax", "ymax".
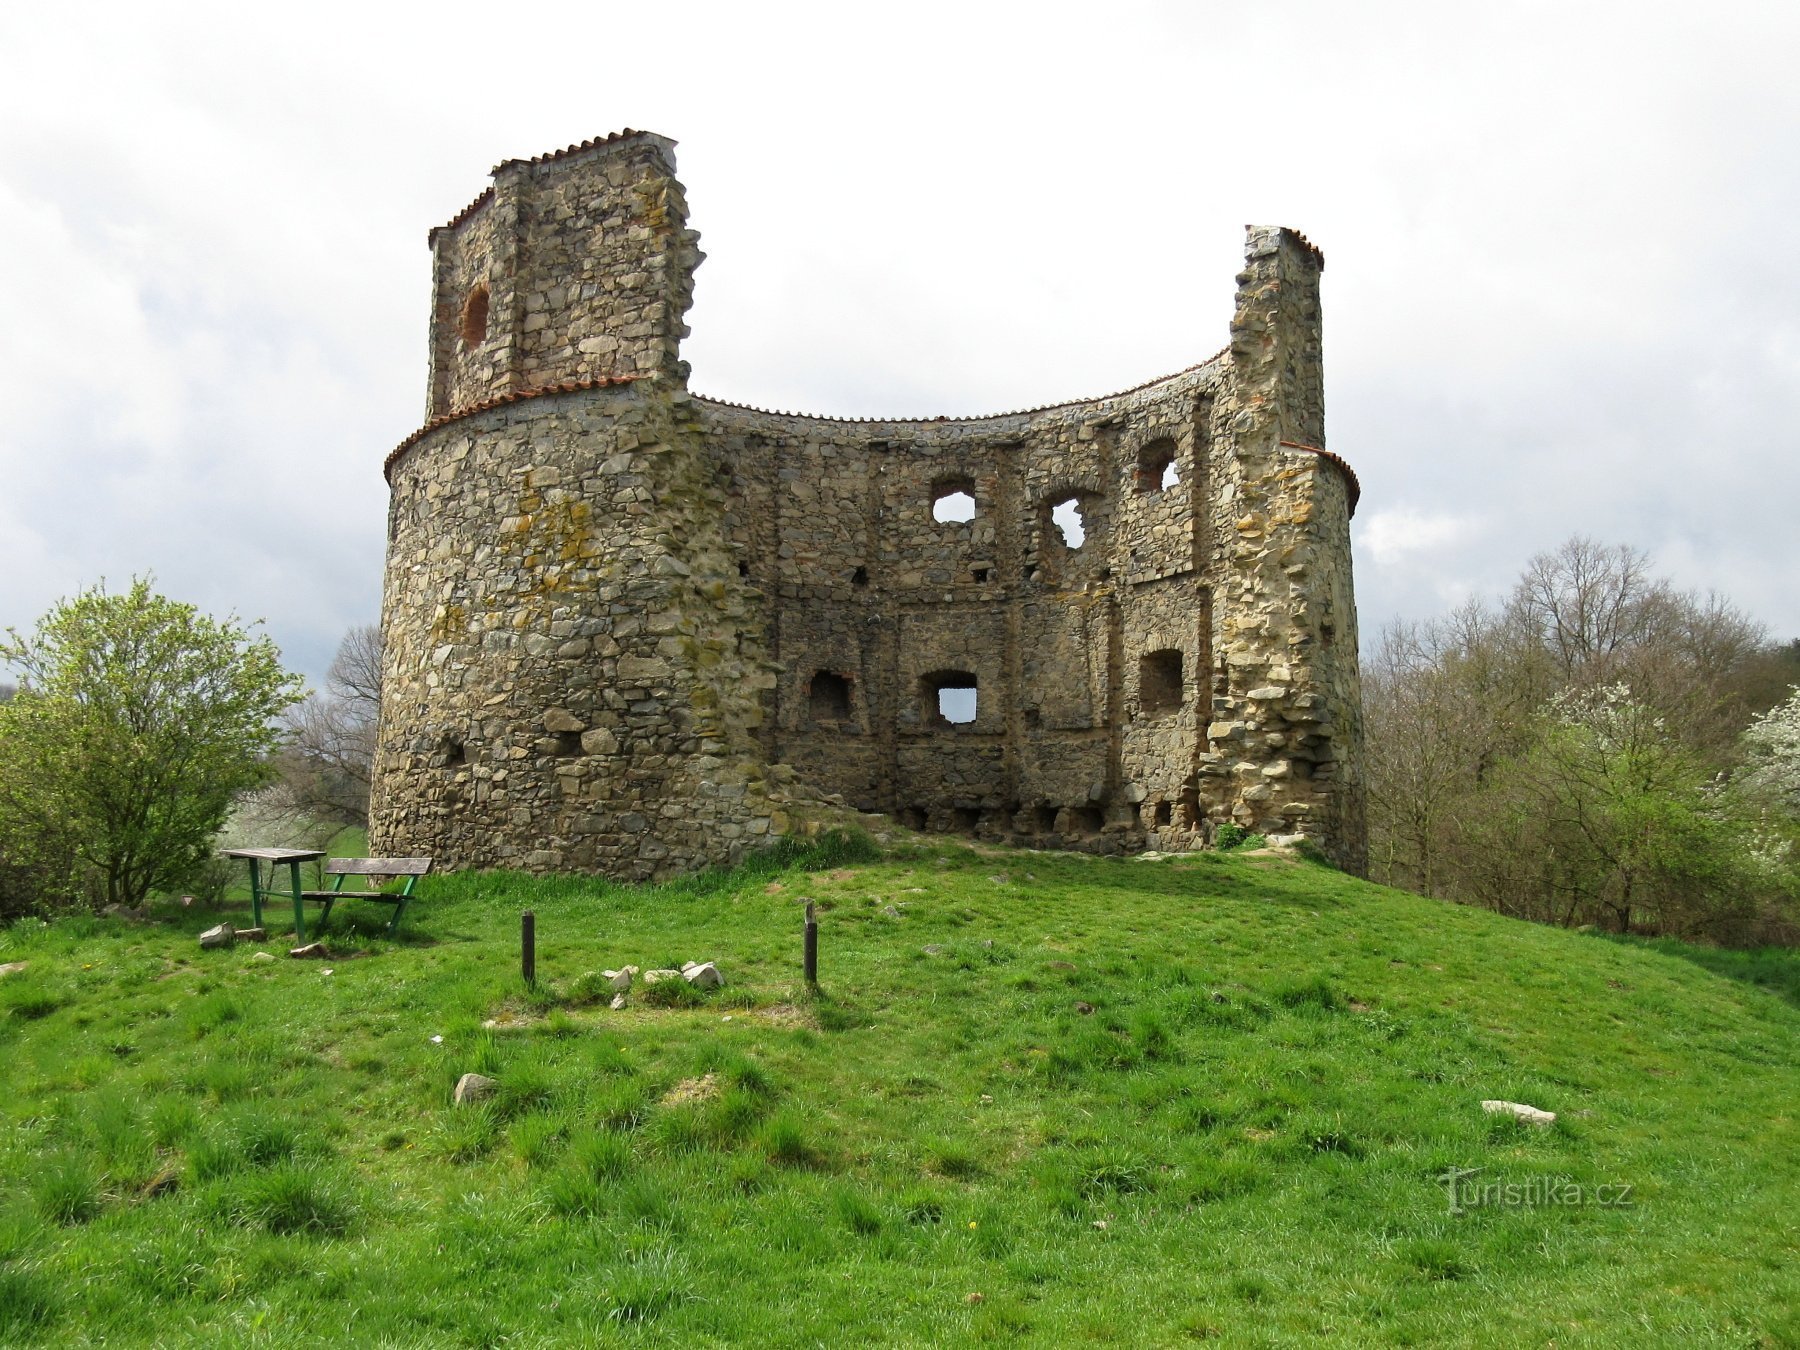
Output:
[{"xmin": 369, "ymin": 130, "xmax": 1367, "ymax": 880}]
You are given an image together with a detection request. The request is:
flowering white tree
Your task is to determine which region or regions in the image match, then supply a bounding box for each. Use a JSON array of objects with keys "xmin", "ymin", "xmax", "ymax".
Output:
[{"xmin": 1740, "ymin": 688, "xmax": 1800, "ymax": 813}]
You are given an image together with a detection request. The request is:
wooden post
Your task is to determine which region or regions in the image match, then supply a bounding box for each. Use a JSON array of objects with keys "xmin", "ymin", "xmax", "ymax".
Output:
[
  {"xmin": 521, "ymin": 910, "xmax": 536, "ymax": 986},
  {"xmin": 803, "ymin": 900, "xmax": 818, "ymax": 985}
]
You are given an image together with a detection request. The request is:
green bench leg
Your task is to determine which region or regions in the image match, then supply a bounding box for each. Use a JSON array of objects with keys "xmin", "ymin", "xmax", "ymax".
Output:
[
  {"xmin": 287, "ymin": 862, "xmax": 306, "ymax": 944},
  {"xmin": 245, "ymin": 858, "xmax": 264, "ymax": 930}
]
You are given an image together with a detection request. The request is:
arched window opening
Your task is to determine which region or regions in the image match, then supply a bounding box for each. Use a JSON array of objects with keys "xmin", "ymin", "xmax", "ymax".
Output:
[
  {"xmin": 459, "ymin": 284, "xmax": 490, "ymax": 348},
  {"xmin": 1137, "ymin": 439, "xmax": 1178, "ymax": 493},
  {"xmin": 922, "ymin": 671, "xmax": 978, "ymax": 726},
  {"xmin": 808, "ymin": 670, "xmax": 852, "ymax": 725},
  {"xmin": 1140, "ymin": 648, "xmax": 1184, "ymax": 717},
  {"xmin": 932, "ymin": 478, "xmax": 977, "ymax": 524}
]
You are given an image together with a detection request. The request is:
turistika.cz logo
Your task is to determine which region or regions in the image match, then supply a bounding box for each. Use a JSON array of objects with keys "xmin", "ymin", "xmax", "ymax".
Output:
[{"xmin": 1438, "ymin": 1167, "xmax": 1634, "ymax": 1216}]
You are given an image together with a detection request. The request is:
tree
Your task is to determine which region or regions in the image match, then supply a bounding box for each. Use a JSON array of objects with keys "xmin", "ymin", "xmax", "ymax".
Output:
[
  {"xmin": 0, "ymin": 580, "xmax": 305, "ymax": 910},
  {"xmin": 1365, "ymin": 537, "xmax": 1797, "ymax": 943},
  {"xmin": 1741, "ymin": 687, "xmax": 1800, "ymax": 815},
  {"xmin": 262, "ymin": 623, "xmax": 383, "ymax": 831}
]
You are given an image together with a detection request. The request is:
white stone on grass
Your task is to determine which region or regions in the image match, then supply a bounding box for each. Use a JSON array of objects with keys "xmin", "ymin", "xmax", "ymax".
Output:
[
  {"xmin": 683, "ymin": 962, "xmax": 724, "ymax": 989},
  {"xmin": 641, "ymin": 968, "xmax": 681, "ymax": 985},
  {"xmin": 198, "ymin": 924, "xmax": 235, "ymax": 949},
  {"xmin": 1481, "ymin": 1099, "xmax": 1556, "ymax": 1127}
]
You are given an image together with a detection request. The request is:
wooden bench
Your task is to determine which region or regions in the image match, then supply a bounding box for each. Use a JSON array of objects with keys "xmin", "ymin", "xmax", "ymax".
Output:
[{"xmin": 301, "ymin": 858, "xmax": 432, "ymax": 935}]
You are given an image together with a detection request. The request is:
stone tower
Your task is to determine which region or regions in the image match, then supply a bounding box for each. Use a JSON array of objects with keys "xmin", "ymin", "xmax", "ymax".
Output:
[{"xmin": 371, "ymin": 132, "xmax": 1367, "ymax": 879}]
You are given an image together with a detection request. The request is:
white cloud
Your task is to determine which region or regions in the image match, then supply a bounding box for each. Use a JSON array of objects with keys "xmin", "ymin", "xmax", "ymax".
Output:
[
  {"xmin": 2, "ymin": 0, "xmax": 1799, "ymax": 686},
  {"xmin": 1359, "ymin": 510, "xmax": 1485, "ymax": 570}
]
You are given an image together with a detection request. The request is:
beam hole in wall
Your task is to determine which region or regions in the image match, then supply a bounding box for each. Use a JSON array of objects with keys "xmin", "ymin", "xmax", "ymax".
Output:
[
  {"xmin": 922, "ymin": 671, "xmax": 978, "ymax": 726},
  {"xmin": 1140, "ymin": 649, "xmax": 1185, "ymax": 718},
  {"xmin": 552, "ymin": 731, "xmax": 582, "ymax": 757},
  {"xmin": 738, "ymin": 561, "xmax": 750, "ymax": 578},
  {"xmin": 972, "ymin": 567, "xmax": 990, "ymax": 584},
  {"xmin": 459, "ymin": 284, "xmax": 490, "ymax": 348},
  {"xmin": 1179, "ymin": 782, "xmax": 1201, "ymax": 827},
  {"xmin": 808, "ymin": 671, "xmax": 852, "ymax": 725},
  {"xmin": 1153, "ymin": 800, "xmax": 1173, "ymax": 828},
  {"xmin": 1072, "ymin": 805, "xmax": 1105, "ymax": 836},
  {"xmin": 436, "ymin": 733, "xmax": 465, "ymax": 768},
  {"xmin": 852, "ymin": 565, "xmax": 868, "ymax": 587},
  {"xmin": 1050, "ymin": 496, "xmax": 1086, "ymax": 549},
  {"xmin": 1137, "ymin": 438, "xmax": 1179, "ymax": 493},
  {"xmin": 932, "ymin": 479, "xmax": 976, "ymax": 524}
]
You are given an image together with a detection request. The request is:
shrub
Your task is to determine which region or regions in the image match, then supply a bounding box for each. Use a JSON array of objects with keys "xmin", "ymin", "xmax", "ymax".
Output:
[
  {"xmin": 235, "ymin": 1162, "xmax": 354, "ymax": 1235},
  {"xmin": 31, "ymin": 1154, "xmax": 102, "ymax": 1224}
]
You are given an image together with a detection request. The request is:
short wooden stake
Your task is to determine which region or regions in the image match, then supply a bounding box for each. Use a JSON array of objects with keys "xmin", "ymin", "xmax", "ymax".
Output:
[
  {"xmin": 521, "ymin": 910, "xmax": 536, "ymax": 986},
  {"xmin": 803, "ymin": 900, "xmax": 818, "ymax": 985}
]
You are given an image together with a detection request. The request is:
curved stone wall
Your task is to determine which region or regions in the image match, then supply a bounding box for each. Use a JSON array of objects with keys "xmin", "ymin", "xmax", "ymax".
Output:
[{"xmin": 371, "ymin": 134, "xmax": 1367, "ymax": 877}]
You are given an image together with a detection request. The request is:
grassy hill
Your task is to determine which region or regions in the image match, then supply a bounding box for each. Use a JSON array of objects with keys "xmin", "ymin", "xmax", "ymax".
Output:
[{"xmin": 1, "ymin": 836, "xmax": 1796, "ymax": 1346}]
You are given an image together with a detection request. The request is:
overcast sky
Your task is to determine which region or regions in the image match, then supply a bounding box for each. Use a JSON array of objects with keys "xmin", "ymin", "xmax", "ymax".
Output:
[{"xmin": 3, "ymin": 0, "xmax": 1796, "ymax": 688}]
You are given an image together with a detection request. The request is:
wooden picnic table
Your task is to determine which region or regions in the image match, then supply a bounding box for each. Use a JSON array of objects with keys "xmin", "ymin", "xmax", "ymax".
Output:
[{"xmin": 222, "ymin": 848, "xmax": 325, "ymax": 943}]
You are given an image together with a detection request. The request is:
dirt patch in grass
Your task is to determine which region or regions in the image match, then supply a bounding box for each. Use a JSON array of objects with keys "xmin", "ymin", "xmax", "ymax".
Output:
[
  {"xmin": 751, "ymin": 1003, "xmax": 818, "ymax": 1030},
  {"xmin": 662, "ymin": 1073, "xmax": 720, "ymax": 1107}
]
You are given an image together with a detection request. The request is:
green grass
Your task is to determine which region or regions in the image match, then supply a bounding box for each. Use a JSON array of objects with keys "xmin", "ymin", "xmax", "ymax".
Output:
[{"xmin": 0, "ymin": 835, "xmax": 1797, "ymax": 1344}]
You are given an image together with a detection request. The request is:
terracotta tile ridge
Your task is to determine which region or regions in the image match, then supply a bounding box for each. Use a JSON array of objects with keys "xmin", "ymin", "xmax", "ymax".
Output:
[
  {"xmin": 693, "ymin": 346, "xmax": 1231, "ymax": 428},
  {"xmin": 430, "ymin": 187, "xmax": 496, "ymax": 243},
  {"xmin": 1268, "ymin": 225, "xmax": 1325, "ymax": 270},
  {"xmin": 384, "ymin": 375, "xmax": 646, "ymax": 479},
  {"xmin": 491, "ymin": 128, "xmax": 657, "ymax": 174},
  {"xmin": 1277, "ymin": 440, "xmax": 1361, "ymax": 516},
  {"xmin": 429, "ymin": 131, "xmax": 662, "ymax": 244}
]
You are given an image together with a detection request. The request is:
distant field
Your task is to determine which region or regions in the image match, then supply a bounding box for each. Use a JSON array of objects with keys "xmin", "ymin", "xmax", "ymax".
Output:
[{"xmin": 1, "ymin": 836, "xmax": 1796, "ymax": 1345}]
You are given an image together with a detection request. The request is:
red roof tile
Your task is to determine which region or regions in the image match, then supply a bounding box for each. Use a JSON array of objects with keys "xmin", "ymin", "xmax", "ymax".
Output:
[
  {"xmin": 1278, "ymin": 440, "xmax": 1361, "ymax": 516},
  {"xmin": 384, "ymin": 375, "xmax": 646, "ymax": 479}
]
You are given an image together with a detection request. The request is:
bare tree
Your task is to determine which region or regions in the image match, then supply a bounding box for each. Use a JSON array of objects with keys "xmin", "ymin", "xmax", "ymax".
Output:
[{"xmin": 265, "ymin": 623, "xmax": 383, "ymax": 830}]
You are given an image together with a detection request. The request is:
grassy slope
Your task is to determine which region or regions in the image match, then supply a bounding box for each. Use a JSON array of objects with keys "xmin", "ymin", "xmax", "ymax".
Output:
[{"xmin": 1, "ymin": 840, "xmax": 1797, "ymax": 1346}]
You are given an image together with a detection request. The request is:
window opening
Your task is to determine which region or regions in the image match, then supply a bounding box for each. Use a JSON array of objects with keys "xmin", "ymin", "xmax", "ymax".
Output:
[
  {"xmin": 923, "ymin": 671, "xmax": 978, "ymax": 726},
  {"xmin": 459, "ymin": 284, "xmax": 490, "ymax": 348},
  {"xmin": 1050, "ymin": 496, "xmax": 1086, "ymax": 549},
  {"xmin": 1137, "ymin": 439, "xmax": 1178, "ymax": 493},
  {"xmin": 1140, "ymin": 648, "xmax": 1184, "ymax": 717},
  {"xmin": 1153, "ymin": 800, "xmax": 1173, "ymax": 827},
  {"xmin": 808, "ymin": 671, "xmax": 852, "ymax": 724},
  {"xmin": 933, "ymin": 488, "xmax": 976, "ymax": 524},
  {"xmin": 1033, "ymin": 804, "xmax": 1059, "ymax": 832},
  {"xmin": 1073, "ymin": 805, "xmax": 1105, "ymax": 836}
]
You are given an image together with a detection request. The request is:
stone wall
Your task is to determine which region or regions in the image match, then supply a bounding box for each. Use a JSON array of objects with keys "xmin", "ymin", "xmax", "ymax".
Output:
[{"xmin": 372, "ymin": 132, "xmax": 1367, "ymax": 878}]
